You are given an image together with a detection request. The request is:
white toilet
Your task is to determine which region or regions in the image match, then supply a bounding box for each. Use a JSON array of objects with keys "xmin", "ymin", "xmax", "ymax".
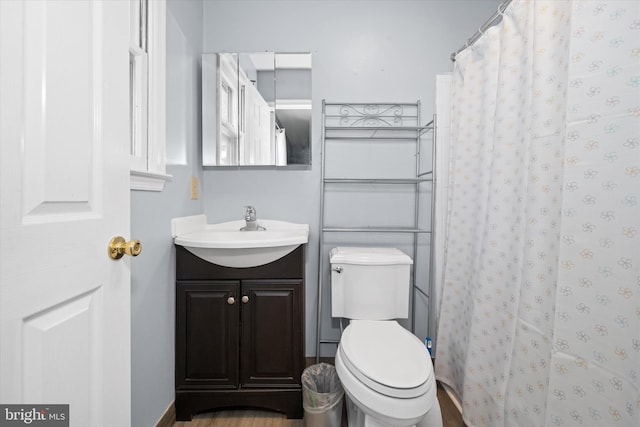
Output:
[{"xmin": 330, "ymin": 247, "xmax": 443, "ymax": 427}]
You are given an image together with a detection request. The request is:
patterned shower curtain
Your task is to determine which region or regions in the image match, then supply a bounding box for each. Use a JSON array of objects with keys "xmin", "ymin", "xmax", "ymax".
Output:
[{"xmin": 435, "ymin": 1, "xmax": 639, "ymax": 426}]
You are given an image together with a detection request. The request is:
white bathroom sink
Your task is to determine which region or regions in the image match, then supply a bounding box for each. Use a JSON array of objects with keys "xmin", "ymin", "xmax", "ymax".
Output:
[{"xmin": 171, "ymin": 215, "xmax": 309, "ymax": 268}]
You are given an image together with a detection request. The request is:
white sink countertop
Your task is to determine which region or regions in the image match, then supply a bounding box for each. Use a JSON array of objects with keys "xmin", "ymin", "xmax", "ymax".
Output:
[{"xmin": 171, "ymin": 215, "xmax": 309, "ymax": 268}]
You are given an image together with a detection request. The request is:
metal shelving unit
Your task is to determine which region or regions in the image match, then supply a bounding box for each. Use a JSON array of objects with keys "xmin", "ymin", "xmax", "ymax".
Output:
[{"xmin": 316, "ymin": 101, "xmax": 436, "ymax": 362}]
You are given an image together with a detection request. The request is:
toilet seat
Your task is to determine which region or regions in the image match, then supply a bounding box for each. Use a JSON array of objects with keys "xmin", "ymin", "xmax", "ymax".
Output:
[{"xmin": 339, "ymin": 320, "xmax": 432, "ymax": 398}]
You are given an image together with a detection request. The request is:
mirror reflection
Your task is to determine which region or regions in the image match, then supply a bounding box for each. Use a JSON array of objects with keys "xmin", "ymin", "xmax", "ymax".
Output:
[{"xmin": 202, "ymin": 52, "xmax": 312, "ymax": 167}]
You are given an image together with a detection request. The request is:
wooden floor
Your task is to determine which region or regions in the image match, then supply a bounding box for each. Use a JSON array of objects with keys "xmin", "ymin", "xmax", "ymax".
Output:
[
  {"xmin": 171, "ymin": 382, "xmax": 464, "ymax": 427},
  {"xmin": 437, "ymin": 382, "xmax": 466, "ymax": 427}
]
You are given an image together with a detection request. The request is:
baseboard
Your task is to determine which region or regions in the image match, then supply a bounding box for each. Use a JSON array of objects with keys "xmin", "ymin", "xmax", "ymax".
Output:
[
  {"xmin": 155, "ymin": 401, "xmax": 175, "ymax": 427},
  {"xmin": 306, "ymin": 356, "xmax": 335, "ymax": 367},
  {"xmin": 439, "ymin": 382, "xmax": 462, "ymax": 413},
  {"xmin": 307, "ymin": 357, "xmax": 432, "ymax": 368}
]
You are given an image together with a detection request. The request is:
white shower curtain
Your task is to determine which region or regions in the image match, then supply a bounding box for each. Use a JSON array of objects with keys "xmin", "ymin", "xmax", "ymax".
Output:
[{"xmin": 435, "ymin": 1, "xmax": 639, "ymax": 426}]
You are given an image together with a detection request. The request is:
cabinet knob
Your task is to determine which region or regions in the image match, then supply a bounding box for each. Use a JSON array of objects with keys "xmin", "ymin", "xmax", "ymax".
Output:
[
  {"xmin": 227, "ymin": 296, "xmax": 236, "ymax": 305},
  {"xmin": 241, "ymin": 295, "xmax": 249, "ymax": 304}
]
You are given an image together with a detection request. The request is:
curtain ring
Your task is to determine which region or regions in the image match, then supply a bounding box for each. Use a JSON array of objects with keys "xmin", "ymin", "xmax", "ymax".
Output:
[{"xmin": 498, "ymin": 2, "xmax": 507, "ymax": 15}]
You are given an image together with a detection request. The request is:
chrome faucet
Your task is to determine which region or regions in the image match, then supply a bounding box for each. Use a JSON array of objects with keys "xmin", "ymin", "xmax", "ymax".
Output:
[{"xmin": 240, "ymin": 206, "xmax": 265, "ymax": 231}]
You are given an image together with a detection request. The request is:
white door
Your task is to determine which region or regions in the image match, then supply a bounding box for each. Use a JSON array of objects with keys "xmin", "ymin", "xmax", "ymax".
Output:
[{"xmin": 0, "ymin": 1, "xmax": 132, "ymax": 426}]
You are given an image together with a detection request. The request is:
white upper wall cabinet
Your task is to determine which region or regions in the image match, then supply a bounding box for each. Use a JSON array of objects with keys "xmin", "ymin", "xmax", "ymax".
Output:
[{"xmin": 202, "ymin": 52, "xmax": 312, "ymax": 167}]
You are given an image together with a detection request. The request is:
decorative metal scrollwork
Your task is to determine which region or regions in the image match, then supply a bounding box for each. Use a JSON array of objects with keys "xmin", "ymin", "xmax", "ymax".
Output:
[{"xmin": 337, "ymin": 104, "xmax": 407, "ymax": 127}]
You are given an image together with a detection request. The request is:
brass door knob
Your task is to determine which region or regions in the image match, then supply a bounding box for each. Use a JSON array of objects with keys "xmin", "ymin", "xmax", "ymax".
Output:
[{"xmin": 108, "ymin": 236, "xmax": 142, "ymax": 260}]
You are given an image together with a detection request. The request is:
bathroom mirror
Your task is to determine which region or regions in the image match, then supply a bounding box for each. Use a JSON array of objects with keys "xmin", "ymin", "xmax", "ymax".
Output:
[{"xmin": 202, "ymin": 52, "xmax": 312, "ymax": 167}]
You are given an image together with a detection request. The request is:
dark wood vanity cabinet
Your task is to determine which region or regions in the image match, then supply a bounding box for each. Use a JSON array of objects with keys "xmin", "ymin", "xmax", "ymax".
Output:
[{"xmin": 175, "ymin": 245, "xmax": 305, "ymax": 421}]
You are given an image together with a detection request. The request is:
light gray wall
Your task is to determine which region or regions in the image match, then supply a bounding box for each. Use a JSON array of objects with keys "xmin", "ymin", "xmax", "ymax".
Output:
[
  {"xmin": 130, "ymin": 1, "xmax": 203, "ymax": 426},
  {"xmin": 131, "ymin": 1, "xmax": 504, "ymax": 424},
  {"xmin": 201, "ymin": 0, "xmax": 503, "ymax": 357}
]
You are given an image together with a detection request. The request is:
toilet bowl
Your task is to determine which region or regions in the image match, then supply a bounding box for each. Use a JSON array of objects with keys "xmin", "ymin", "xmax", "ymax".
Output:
[
  {"xmin": 334, "ymin": 320, "xmax": 442, "ymax": 427},
  {"xmin": 329, "ymin": 247, "xmax": 443, "ymax": 427}
]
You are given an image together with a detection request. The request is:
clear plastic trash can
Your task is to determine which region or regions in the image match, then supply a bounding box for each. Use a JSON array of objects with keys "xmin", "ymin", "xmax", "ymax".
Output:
[{"xmin": 302, "ymin": 363, "xmax": 344, "ymax": 427}]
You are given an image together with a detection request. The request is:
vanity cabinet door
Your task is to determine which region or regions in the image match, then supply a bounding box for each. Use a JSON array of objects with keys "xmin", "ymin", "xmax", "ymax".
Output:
[
  {"xmin": 240, "ymin": 279, "xmax": 304, "ymax": 388},
  {"xmin": 176, "ymin": 281, "xmax": 240, "ymax": 389}
]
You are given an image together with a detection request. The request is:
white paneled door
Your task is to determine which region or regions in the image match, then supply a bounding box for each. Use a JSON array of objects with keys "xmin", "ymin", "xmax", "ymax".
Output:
[{"xmin": 1, "ymin": 1, "xmax": 132, "ymax": 426}]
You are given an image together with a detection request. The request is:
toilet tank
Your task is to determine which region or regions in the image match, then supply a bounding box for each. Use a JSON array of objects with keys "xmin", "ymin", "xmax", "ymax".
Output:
[{"xmin": 330, "ymin": 247, "xmax": 413, "ymax": 320}]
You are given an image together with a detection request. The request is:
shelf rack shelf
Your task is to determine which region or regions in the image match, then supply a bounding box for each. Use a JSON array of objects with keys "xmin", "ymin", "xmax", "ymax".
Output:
[{"xmin": 315, "ymin": 101, "xmax": 436, "ymax": 361}]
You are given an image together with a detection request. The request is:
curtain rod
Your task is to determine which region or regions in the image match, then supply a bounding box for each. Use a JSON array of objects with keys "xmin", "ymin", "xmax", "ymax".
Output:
[{"xmin": 450, "ymin": 0, "xmax": 514, "ymax": 62}]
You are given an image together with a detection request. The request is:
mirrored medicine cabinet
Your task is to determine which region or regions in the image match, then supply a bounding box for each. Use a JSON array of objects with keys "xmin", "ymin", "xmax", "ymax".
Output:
[{"xmin": 202, "ymin": 52, "xmax": 312, "ymax": 167}]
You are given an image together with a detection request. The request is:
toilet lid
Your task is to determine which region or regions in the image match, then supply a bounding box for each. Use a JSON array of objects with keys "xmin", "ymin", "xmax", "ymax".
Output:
[
  {"xmin": 339, "ymin": 320, "xmax": 432, "ymax": 398},
  {"xmin": 329, "ymin": 247, "xmax": 413, "ymax": 265}
]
